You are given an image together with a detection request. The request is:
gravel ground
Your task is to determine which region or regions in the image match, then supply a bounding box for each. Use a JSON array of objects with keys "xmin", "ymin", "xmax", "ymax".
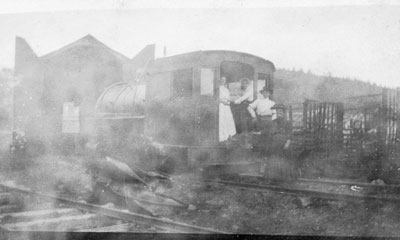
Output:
[
  {"xmin": 3, "ymin": 155, "xmax": 400, "ymax": 236},
  {"xmin": 162, "ymin": 174, "xmax": 400, "ymax": 237}
]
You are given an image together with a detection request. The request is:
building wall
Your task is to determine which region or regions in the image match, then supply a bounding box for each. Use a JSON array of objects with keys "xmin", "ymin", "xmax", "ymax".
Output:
[{"xmin": 14, "ymin": 36, "xmax": 128, "ymax": 151}]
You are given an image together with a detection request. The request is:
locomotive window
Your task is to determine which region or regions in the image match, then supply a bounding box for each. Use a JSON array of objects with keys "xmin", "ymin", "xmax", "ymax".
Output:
[
  {"xmin": 256, "ymin": 79, "xmax": 266, "ymax": 99},
  {"xmin": 221, "ymin": 61, "xmax": 255, "ymax": 101},
  {"xmin": 257, "ymin": 73, "xmax": 273, "ymax": 99},
  {"xmin": 258, "ymin": 73, "xmax": 273, "ymax": 89},
  {"xmin": 172, "ymin": 69, "xmax": 193, "ymax": 98},
  {"xmin": 200, "ymin": 68, "xmax": 214, "ymax": 96}
]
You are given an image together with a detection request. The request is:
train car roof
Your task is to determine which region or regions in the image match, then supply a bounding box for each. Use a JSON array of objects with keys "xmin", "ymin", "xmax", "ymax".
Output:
[{"xmin": 150, "ymin": 50, "xmax": 275, "ymax": 72}]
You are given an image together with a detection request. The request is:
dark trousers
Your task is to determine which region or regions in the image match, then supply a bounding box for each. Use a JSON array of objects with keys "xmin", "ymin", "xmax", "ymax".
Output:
[
  {"xmin": 257, "ymin": 116, "xmax": 276, "ymax": 156},
  {"xmin": 231, "ymin": 102, "xmax": 252, "ymax": 134},
  {"xmin": 254, "ymin": 115, "xmax": 274, "ymax": 133}
]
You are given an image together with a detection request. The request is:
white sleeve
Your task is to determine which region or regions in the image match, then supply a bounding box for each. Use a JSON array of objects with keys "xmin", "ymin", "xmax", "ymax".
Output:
[
  {"xmin": 235, "ymin": 88, "xmax": 253, "ymax": 104},
  {"xmin": 271, "ymin": 109, "xmax": 277, "ymax": 120},
  {"xmin": 249, "ymin": 100, "xmax": 258, "ymax": 109}
]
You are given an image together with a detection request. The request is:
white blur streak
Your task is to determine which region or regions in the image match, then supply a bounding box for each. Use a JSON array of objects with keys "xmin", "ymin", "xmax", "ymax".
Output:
[{"xmin": 1, "ymin": 0, "xmax": 400, "ymax": 14}]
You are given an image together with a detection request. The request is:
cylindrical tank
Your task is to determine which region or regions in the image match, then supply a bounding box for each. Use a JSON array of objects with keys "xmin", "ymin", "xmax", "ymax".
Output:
[
  {"xmin": 95, "ymin": 82, "xmax": 146, "ymax": 152},
  {"xmin": 95, "ymin": 82, "xmax": 145, "ymax": 116}
]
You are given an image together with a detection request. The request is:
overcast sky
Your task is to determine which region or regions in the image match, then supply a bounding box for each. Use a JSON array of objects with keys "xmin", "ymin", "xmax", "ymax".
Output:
[{"xmin": 0, "ymin": 0, "xmax": 399, "ymax": 87}]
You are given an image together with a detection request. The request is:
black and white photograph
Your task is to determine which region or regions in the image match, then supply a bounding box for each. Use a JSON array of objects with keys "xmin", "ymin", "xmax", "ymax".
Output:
[{"xmin": 0, "ymin": 0, "xmax": 400, "ymax": 238}]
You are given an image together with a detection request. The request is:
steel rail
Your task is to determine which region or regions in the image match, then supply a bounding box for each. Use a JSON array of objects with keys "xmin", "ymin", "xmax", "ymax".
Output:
[
  {"xmin": 238, "ymin": 174, "xmax": 400, "ymax": 191},
  {"xmin": 237, "ymin": 173, "xmax": 400, "ymax": 192},
  {"xmin": 205, "ymin": 179, "xmax": 400, "ymax": 203},
  {"xmin": 298, "ymin": 178, "xmax": 400, "ymax": 191},
  {"xmin": 0, "ymin": 182, "xmax": 226, "ymax": 234}
]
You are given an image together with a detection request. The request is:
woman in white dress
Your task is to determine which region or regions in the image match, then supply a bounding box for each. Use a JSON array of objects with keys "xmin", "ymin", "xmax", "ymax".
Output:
[{"xmin": 219, "ymin": 77, "xmax": 237, "ymax": 141}]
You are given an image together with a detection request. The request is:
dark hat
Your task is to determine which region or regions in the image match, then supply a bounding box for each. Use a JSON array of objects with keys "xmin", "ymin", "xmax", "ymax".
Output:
[
  {"xmin": 260, "ymin": 86, "xmax": 273, "ymax": 94},
  {"xmin": 240, "ymin": 78, "xmax": 251, "ymax": 84},
  {"xmin": 271, "ymin": 103, "xmax": 286, "ymax": 110}
]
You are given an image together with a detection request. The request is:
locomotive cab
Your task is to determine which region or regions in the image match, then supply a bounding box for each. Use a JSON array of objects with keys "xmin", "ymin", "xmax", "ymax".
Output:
[
  {"xmin": 145, "ymin": 51, "xmax": 275, "ymax": 146},
  {"xmin": 145, "ymin": 50, "xmax": 275, "ymax": 166}
]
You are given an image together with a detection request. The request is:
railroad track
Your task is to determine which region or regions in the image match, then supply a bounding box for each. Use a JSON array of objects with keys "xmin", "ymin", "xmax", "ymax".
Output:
[
  {"xmin": 297, "ymin": 178, "xmax": 400, "ymax": 193},
  {"xmin": 204, "ymin": 178, "xmax": 400, "ymax": 204},
  {"xmin": 0, "ymin": 181, "xmax": 226, "ymax": 233}
]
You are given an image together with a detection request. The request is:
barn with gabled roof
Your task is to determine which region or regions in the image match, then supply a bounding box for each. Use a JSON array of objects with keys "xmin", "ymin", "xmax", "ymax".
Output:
[{"xmin": 13, "ymin": 34, "xmax": 154, "ymax": 150}]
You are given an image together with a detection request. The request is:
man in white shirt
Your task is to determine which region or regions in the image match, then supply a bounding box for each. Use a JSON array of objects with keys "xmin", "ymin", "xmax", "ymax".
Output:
[
  {"xmin": 234, "ymin": 78, "xmax": 254, "ymax": 104},
  {"xmin": 247, "ymin": 87, "xmax": 276, "ymax": 132},
  {"xmin": 232, "ymin": 78, "xmax": 254, "ymax": 133}
]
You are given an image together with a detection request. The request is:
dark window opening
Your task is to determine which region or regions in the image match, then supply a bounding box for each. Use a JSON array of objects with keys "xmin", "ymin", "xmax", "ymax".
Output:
[
  {"xmin": 172, "ymin": 69, "xmax": 193, "ymax": 98},
  {"xmin": 220, "ymin": 61, "xmax": 255, "ymax": 100},
  {"xmin": 258, "ymin": 73, "xmax": 273, "ymax": 90},
  {"xmin": 257, "ymin": 73, "xmax": 274, "ymax": 100}
]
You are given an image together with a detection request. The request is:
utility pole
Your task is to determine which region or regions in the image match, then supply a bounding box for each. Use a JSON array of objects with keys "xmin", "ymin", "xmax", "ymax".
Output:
[{"xmin": 11, "ymin": 74, "xmax": 16, "ymax": 140}]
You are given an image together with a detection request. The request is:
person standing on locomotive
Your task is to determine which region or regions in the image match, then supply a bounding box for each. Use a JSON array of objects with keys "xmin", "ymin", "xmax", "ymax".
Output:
[
  {"xmin": 233, "ymin": 78, "xmax": 254, "ymax": 133},
  {"xmin": 219, "ymin": 76, "xmax": 237, "ymax": 141},
  {"xmin": 234, "ymin": 78, "xmax": 254, "ymax": 104},
  {"xmin": 247, "ymin": 87, "xmax": 276, "ymax": 133}
]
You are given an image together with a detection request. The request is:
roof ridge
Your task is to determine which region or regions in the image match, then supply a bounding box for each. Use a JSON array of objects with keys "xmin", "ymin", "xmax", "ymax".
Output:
[{"xmin": 40, "ymin": 34, "xmax": 129, "ymax": 61}]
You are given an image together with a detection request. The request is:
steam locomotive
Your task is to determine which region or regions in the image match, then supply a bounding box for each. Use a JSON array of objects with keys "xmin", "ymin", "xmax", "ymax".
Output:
[
  {"xmin": 92, "ymin": 49, "xmax": 400, "ymax": 183},
  {"xmin": 93, "ymin": 50, "xmax": 294, "ymax": 179}
]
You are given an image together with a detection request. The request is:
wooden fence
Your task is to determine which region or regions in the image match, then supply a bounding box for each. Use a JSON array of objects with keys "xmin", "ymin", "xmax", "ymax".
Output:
[
  {"xmin": 381, "ymin": 89, "xmax": 400, "ymax": 164},
  {"xmin": 290, "ymin": 88, "xmax": 400, "ymax": 173},
  {"xmin": 301, "ymin": 100, "xmax": 344, "ymax": 154}
]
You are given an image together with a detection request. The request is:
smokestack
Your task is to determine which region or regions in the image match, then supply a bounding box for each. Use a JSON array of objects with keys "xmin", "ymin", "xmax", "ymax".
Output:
[{"xmin": 163, "ymin": 46, "xmax": 167, "ymax": 57}]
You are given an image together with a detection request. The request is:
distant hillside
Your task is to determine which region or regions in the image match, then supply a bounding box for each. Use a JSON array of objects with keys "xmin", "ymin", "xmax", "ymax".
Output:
[{"xmin": 274, "ymin": 68, "xmax": 383, "ymax": 105}]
